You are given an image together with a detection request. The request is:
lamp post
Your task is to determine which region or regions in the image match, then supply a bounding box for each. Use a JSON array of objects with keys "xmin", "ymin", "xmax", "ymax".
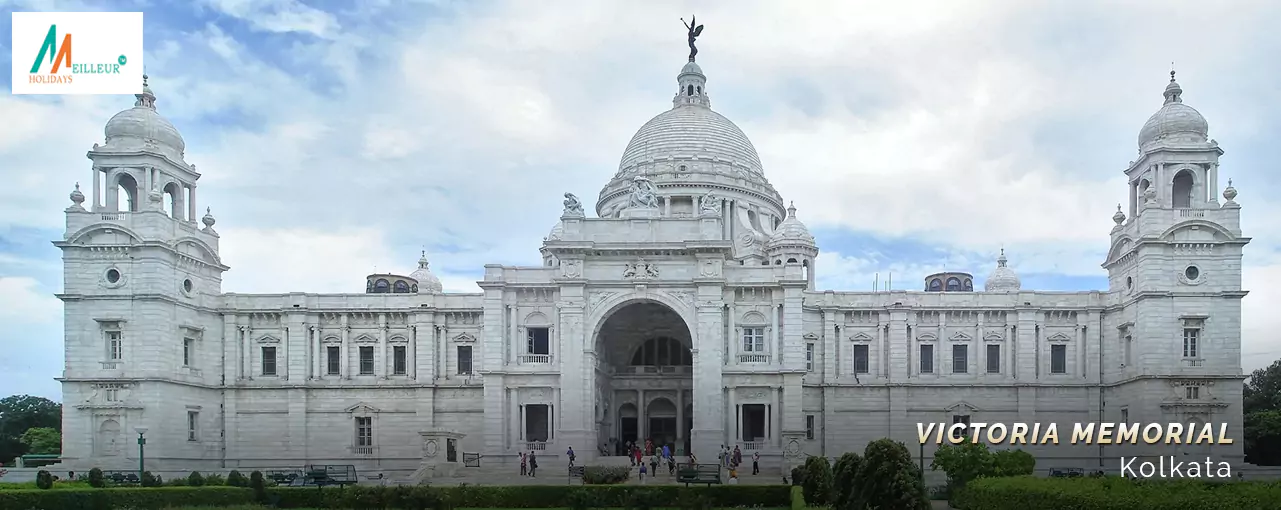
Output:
[{"xmin": 135, "ymin": 427, "xmax": 148, "ymax": 481}]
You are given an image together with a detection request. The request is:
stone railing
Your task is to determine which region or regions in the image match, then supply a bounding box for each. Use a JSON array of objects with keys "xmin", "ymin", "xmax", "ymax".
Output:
[
  {"xmin": 100, "ymin": 361, "xmax": 122, "ymax": 369},
  {"xmin": 620, "ymin": 365, "xmax": 693, "ymax": 375},
  {"xmin": 742, "ymin": 441, "xmax": 766, "ymax": 450},
  {"xmin": 738, "ymin": 354, "xmax": 770, "ymax": 364},
  {"xmin": 351, "ymin": 446, "xmax": 377, "ymax": 456},
  {"xmin": 524, "ymin": 441, "xmax": 548, "ymax": 451},
  {"xmin": 1178, "ymin": 208, "xmax": 1206, "ymax": 218},
  {"xmin": 519, "ymin": 354, "xmax": 552, "ymax": 364}
]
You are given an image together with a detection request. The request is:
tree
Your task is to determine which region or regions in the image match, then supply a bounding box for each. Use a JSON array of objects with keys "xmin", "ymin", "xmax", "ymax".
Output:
[
  {"xmin": 19, "ymin": 427, "xmax": 61, "ymax": 455},
  {"xmin": 851, "ymin": 439, "xmax": 930, "ymax": 510},
  {"xmin": 1245, "ymin": 359, "xmax": 1281, "ymax": 465},
  {"xmin": 801, "ymin": 455, "xmax": 833, "ymax": 506},
  {"xmin": 831, "ymin": 452, "xmax": 863, "ymax": 509},
  {"xmin": 0, "ymin": 395, "xmax": 61, "ymax": 465},
  {"xmin": 931, "ymin": 442, "xmax": 994, "ymax": 490}
]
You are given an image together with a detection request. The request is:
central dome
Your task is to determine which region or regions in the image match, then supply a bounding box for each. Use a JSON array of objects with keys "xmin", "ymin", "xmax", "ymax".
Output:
[{"xmin": 617, "ymin": 105, "xmax": 764, "ymax": 175}]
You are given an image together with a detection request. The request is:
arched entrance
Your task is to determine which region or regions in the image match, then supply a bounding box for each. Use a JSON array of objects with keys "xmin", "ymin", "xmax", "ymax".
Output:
[{"xmin": 594, "ymin": 300, "xmax": 694, "ymax": 456}]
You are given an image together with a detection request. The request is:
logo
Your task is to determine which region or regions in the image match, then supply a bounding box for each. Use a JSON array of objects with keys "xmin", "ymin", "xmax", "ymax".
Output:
[{"xmin": 12, "ymin": 12, "xmax": 144, "ymax": 95}]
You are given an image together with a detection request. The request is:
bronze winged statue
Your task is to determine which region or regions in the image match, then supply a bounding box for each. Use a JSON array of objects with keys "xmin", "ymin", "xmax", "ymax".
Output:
[{"xmin": 682, "ymin": 16, "xmax": 704, "ymax": 62}]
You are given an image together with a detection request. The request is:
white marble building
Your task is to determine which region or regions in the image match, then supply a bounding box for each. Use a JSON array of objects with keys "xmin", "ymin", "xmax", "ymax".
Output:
[{"xmin": 55, "ymin": 61, "xmax": 1250, "ymax": 474}]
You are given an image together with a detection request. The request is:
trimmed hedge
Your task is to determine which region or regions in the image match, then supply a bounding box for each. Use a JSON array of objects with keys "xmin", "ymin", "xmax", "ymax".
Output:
[
  {"xmin": 953, "ymin": 476, "xmax": 1281, "ymax": 510},
  {"xmin": 0, "ymin": 483, "xmax": 791, "ymax": 509},
  {"xmin": 0, "ymin": 486, "xmax": 254, "ymax": 510}
]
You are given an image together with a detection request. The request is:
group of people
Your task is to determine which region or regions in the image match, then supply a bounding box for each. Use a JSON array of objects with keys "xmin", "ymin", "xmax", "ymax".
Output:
[
  {"xmin": 518, "ymin": 446, "xmax": 579, "ymax": 478},
  {"xmin": 624, "ymin": 439, "xmax": 681, "ymax": 482},
  {"xmin": 718, "ymin": 444, "xmax": 760, "ymax": 482}
]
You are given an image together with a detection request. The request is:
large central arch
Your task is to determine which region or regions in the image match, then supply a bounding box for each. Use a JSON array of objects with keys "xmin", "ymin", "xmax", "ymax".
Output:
[{"xmin": 589, "ymin": 295, "xmax": 696, "ymax": 456}]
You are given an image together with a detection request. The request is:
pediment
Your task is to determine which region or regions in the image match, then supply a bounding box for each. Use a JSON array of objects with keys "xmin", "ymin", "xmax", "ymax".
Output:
[
  {"xmin": 945, "ymin": 401, "xmax": 981, "ymax": 413},
  {"xmin": 352, "ymin": 333, "xmax": 377, "ymax": 344},
  {"xmin": 740, "ymin": 311, "xmax": 767, "ymax": 325},
  {"xmin": 803, "ymin": 333, "xmax": 819, "ymax": 340},
  {"xmin": 345, "ymin": 402, "xmax": 380, "ymax": 415},
  {"xmin": 388, "ymin": 335, "xmax": 408, "ymax": 344},
  {"xmin": 949, "ymin": 332, "xmax": 973, "ymax": 342},
  {"xmin": 1046, "ymin": 332, "xmax": 1073, "ymax": 342},
  {"xmin": 917, "ymin": 333, "xmax": 937, "ymax": 342},
  {"xmin": 255, "ymin": 335, "xmax": 280, "ymax": 344},
  {"xmin": 983, "ymin": 332, "xmax": 1003, "ymax": 342},
  {"xmin": 454, "ymin": 332, "xmax": 477, "ymax": 343},
  {"xmin": 849, "ymin": 331, "xmax": 873, "ymax": 341},
  {"xmin": 1105, "ymin": 237, "xmax": 1134, "ymax": 264}
]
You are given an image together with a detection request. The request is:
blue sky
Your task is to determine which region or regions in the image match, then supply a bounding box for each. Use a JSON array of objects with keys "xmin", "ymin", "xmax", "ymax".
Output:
[{"xmin": 2, "ymin": 0, "xmax": 1280, "ymax": 400}]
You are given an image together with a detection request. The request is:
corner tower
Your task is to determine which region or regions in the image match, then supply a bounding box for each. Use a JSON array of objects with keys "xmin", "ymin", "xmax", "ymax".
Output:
[
  {"xmin": 1102, "ymin": 72, "xmax": 1248, "ymax": 462},
  {"xmin": 55, "ymin": 76, "xmax": 229, "ymax": 469}
]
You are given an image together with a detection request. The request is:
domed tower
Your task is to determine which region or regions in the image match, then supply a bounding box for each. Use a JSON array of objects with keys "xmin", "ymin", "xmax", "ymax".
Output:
[
  {"xmin": 595, "ymin": 57, "xmax": 787, "ymax": 264},
  {"xmin": 408, "ymin": 251, "xmax": 444, "ymax": 294},
  {"xmin": 766, "ymin": 202, "xmax": 819, "ymax": 289},
  {"xmin": 57, "ymin": 75, "xmax": 228, "ymax": 469},
  {"xmin": 983, "ymin": 250, "xmax": 1021, "ymax": 292}
]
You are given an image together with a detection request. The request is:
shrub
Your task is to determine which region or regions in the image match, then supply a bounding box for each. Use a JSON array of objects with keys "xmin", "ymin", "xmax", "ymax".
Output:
[
  {"xmin": 991, "ymin": 449, "xmax": 1035, "ymax": 477},
  {"xmin": 790, "ymin": 465, "xmax": 805, "ymax": 486},
  {"xmin": 186, "ymin": 471, "xmax": 205, "ymax": 487},
  {"xmin": 832, "ymin": 451, "xmax": 863, "ymax": 508},
  {"xmin": 87, "ymin": 467, "xmax": 105, "ymax": 488},
  {"xmin": 140, "ymin": 471, "xmax": 160, "ymax": 487},
  {"xmin": 35, "ymin": 470, "xmax": 53, "ymax": 490},
  {"xmin": 851, "ymin": 438, "xmax": 930, "ymax": 510},
  {"xmin": 931, "ymin": 441, "xmax": 994, "ymax": 491},
  {"xmin": 248, "ymin": 470, "xmax": 266, "ymax": 502},
  {"xmin": 801, "ymin": 456, "xmax": 833, "ymax": 506},
  {"xmin": 203, "ymin": 473, "xmax": 225, "ymax": 486},
  {"xmin": 582, "ymin": 465, "xmax": 631, "ymax": 484},
  {"xmin": 225, "ymin": 470, "xmax": 247, "ymax": 487},
  {"xmin": 0, "ymin": 486, "xmax": 253, "ymax": 509}
]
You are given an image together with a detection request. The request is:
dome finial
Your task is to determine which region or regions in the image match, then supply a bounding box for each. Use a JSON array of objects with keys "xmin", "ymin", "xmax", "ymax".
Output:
[
  {"xmin": 135, "ymin": 72, "xmax": 156, "ymax": 109},
  {"xmin": 1163, "ymin": 66, "xmax": 1183, "ymax": 105},
  {"xmin": 787, "ymin": 201, "xmax": 797, "ymax": 217},
  {"xmin": 68, "ymin": 182, "xmax": 85, "ymax": 209}
]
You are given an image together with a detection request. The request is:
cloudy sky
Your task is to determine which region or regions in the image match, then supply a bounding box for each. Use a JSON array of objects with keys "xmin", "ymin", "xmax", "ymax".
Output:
[{"xmin": 2, "ymin": 0, "xmax": 1279, "ymax": 400}]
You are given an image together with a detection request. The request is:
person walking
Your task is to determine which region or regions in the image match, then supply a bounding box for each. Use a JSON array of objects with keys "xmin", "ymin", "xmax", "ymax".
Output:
[
  {"xmin": 566, "ymin": 446, "xmax": 577, "ymax": 467},
  {"xmin": 752, "ymin": 451, "xmax": 760, "ymax": 475},
  {"xmin": 520, "ymin": 452, "xmax": 527, "ymax": 476},
  {"xmin": 528, "ymin": 451, "xmax": 538, "ymax": 477}
]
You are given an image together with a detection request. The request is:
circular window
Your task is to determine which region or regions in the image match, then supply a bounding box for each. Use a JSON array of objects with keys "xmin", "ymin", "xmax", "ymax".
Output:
[
  {"xmin": 1126, "ymin": 276, "xmax": 1133, "ymax": 289},
  {"xmin": 106, "ymin": 268, "xmax": 121, "ymax": 283},
  {"xmin": 1184, "ymin": 266, "xmax": 1200, "ymax": 280},
  {"xmin": 183, "ymin": 279, "xmax": 194, "ymax": 293}
]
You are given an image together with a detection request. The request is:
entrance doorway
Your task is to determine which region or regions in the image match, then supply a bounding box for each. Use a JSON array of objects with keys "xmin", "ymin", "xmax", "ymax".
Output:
[{"xmin": 594, "ymin": 300, "xmax": 694, "ymax": 456}]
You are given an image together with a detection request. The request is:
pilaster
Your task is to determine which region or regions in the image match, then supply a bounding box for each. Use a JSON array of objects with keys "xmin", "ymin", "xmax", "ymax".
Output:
[
  {"xmin": 556, "ymin": 283, "xmax": 590, "ymax": 451},
  {"xmin": 691, "ymin": 288, "xmax": 725, "ymax": 459},
  {"xmin": 1016, "ymin": 308, "xmax": 1038, "ymax": 381},
  {"xmin": 888, "ymin": 308, "xmax": 909, "ymax": 380}
]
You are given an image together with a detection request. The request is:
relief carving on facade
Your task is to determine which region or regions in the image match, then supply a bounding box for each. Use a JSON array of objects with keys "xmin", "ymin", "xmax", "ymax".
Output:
[
  {"xmin": 562, "ymin": 259, "xmax": 583, "ymax": 278},
  {"xmin": 623, "ymin": 259, "xmax": 659, "ymax": 279},
  {"xmin": 666, "ymin": 291, "xmax": 694, "ymax": 311},
  {"xmin": 698, "ymin": 259, "xmax": 722, "ymax": 278},
  {"xmin": 588, "ymin": 292, "xmax": 618, "ymax": 314}
]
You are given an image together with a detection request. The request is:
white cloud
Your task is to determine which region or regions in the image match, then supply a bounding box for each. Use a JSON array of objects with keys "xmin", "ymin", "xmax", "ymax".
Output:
[
  {"xmin": 1, "ymin": 0, "xmax": 1280, "ymax": 392},
  {"xmin": 0, "ymin": 277, "xmax": 62, "ymax": 324}
]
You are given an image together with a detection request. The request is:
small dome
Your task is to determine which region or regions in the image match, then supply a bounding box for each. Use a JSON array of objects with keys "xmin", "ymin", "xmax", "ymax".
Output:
[
  {"xmin": 103, "ymin": 75, "xmax": 186, "ymax": 157},
  {"xmin": 768, "ymin": 202, "xmax": 816, "ymax": 248},
  {"xmin": 546, "ymin": 221, "xmax": 564, "ymax": 241},
  {"xmin": 409, "ymin": 251, "xmax": 443, "ymax": 294},
  {"xmin": 1137, "ymin": 72, "xmax": 1208, "ymax": 148},
  {"xmin": 984, "ymin": 249, "xmax": 1021, "ymax": 292},
  {"xmin": 617, "ymin": 103, "xmax": 763, "ymax": 175},
  {"xmin": 680, "ymin": 61, "xmax": 704, "ymax": 77}
]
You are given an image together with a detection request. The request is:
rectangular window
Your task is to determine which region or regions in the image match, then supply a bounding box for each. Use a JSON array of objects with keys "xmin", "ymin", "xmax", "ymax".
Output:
[
  {"xmin": 1186, "ymin": 386, "xmax": 1200, "ymax": 399},
  {"xmin": 261, "ymin": 346, "xmax": 277, "ymax": 376},
  {"xmin": 952, "ymin": 344, "xmax": 968, "ymax": 374},
  {"xmin": 1050, "ymin": 344, "xmax": 1068, "ymax": 374},
  {"xmin": 1183, "ymin": 328, "xmax": 1199, "ymax": 358},
  {"xmin": 919, "ymin": 344, "xmax": 934, "ymax": 374},
  {"xmin": 187, "ymin": 411, "xmax": 199, "ymax": 441},
  {"xmin": 805, "ymin": 343, "xmax": 814, "ymax": 371},
  {"xmin": 107, "ymin": 331, "xmax": 123, "ymax": 360},
  {"xmin": 326, "ymin": 346, "xmax": 341, "ymax": 375},
  {"xmin": 951, "ymin": 414, "xmax": 971, "ymax": 441},
  {"xmin": 852, "ymin": 344, "xmax": 869, "ymax": 374},
  {"xmin": 457, "ymin": 345, "xmax": 473, "ymax": 375},
  {"xmin": 393, "ymin": 345, "xmax": 407, "ymax": 375},
  {"xmin": 359, "ymin": 346, "xmax": 374, "ymax": 375},
  {"xmin": 986, "ymin": 344, "xmax": 1001, "ymax": 374},
  {"xmin": 355, "ymin": 416, "xmax": 373, "ymax": 446},
  {"xmin": 105, "ymin": 388, "xmax": 120, "ymax": 402},
  {"xmin": 1120, "ymin": 407, "xmax": 1129, "ymax": 423},
  {"xmin": 805, "ymin": 415, "xmax": 815, "ymax": 440},
  {"xmin": 1124, "ymin": 334, "xmax": 1133, "ymax": 366},
  {"xmin": 527, "ymin": 327, "xmax": 550, "ymax": 355},
  {"xmin": 183, "ymin": 338, "xmax": 195, "ymax": 367},
  {"xmin": 742, "ymin": 328, "xmax": 765, "ymax": 352}
]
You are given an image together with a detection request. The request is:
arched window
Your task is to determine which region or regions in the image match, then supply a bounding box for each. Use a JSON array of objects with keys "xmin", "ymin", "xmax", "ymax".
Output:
[
  {"xmin": 946, "ymin": 277, "xmax": 961, "ymax": 291},
  {"xmin": 963, "ymin": 279, "xmax": 973, "ymax": 291},
  {"xmin": 393, "ymin": 280, "xmax": 410, "ymax": 293},
  {"xmin": 775, "ymin": 260, "xmax": 783, "ymax": 265},
  {"xmin": 687, "ymin": 85, "xmax": 694, "ymax": 96},
  {"xmin": 928, "ymin": 279, "xmax": 942, "ymax": 291},
  {"xmin": 786, "ymin": 258, "xmax": 799, "ymax": 264},
  {"xmin": 630, "ymin": 337, "xmax": 692, "ymax": 366},
  {"xmin": 1172, "ymin": 170, "xmax": 1194, "ymax": 208},
  {"xmin": 115, "ymin": 173, "xmax": 139, "ymax": 212},
  {"xmin": 373, "ymin": 279, "xmax": 390, "ymax": 293}
]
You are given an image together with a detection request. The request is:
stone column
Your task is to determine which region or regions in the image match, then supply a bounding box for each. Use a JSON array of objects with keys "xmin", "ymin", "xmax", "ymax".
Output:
[
  {"xmin": 91, "ymin": 167, "xmax": 101, "ymax": 211},
  {"xmin": 768, "ymin": 387, "xmax": 777, "ymax": 445},
  {"xmin": 692, "ymin": 292, "xmax": 726, "ymax": 460},
  {"xmin": 676, "ymin": 389, "xmax": 684, "ymax": 447},
  {"xmin": 409, "ymin": 324, "xmax": 418, "ymax": 379},
  {"xmin": 438, "ymin": 326, "xmax": 447, "ymax": 378},
  {"xmin": 1210, "ymin": 163, "xmax": 1219, "ymax": 202},
  {"xmin": 188, "ymin": 185, "xmax": 197, "ymax": 222},
  {"xmin": 240, "ymin": 325, "xmax": 251, "ymax": 379},
  {"xmin": 638, "ymin": 389, "xmax": 647, "ymax": 441},
  {"xmin": 728, "ymin": 387, "xmax": 737, "ymax": 443},
  {"xmin": 377, "ymin": 314, "xmax": 388, "ymax": 378},
  {"xmin": 510, "ymin": 388, "xmax": 520, "ymax": 448},
  {"xmin": 727, "ymin": 303, "xmax": 737, "ymax": 365},
  {"xmin": 340, "ymin": 315, "xmax": 350, "ymax": 379},
  {"xmin": 770, "ymin": 301, "xmax": 779, "ymax": 365},
  {"xmin": 508, "ymin": 305, "xmax": 517, "ymax": 365}
]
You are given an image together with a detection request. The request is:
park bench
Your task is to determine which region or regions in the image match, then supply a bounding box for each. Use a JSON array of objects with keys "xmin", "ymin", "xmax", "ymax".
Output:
[
  {"xmin": 677, "ymin": 463, "xmax": 721, "ymax": 486},
  {"xmin": 105, "ymin": 471, "xmax": 140, "ymax": 485},
  {"xmin": 463, "ymin": 452, "xmax": 482, "ymax": 467},
  {"xmin": 567, "ymin": 465, "xmax": 585, "ymax": 485},
  {"xmin": 1049, "ymin": 467, "xmax": 1084, "ymax": 478},
  {"xmin": 303, "ymin": 464, "xmax": 358, "ymax": 487}
]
